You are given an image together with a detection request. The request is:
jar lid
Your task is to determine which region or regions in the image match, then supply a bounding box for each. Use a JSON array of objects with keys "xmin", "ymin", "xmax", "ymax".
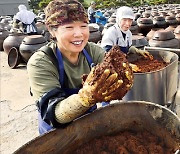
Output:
[
  {"xmin": 137, "ymin": 18, "xmax": 153, "ymax": 24},
  {"xmin": 152, "ymin": 29, "xmax": 175, "ymax": 41},
  {"xmin": 22, "ymin": 35, "xmax": 46, "ymax": 45}
]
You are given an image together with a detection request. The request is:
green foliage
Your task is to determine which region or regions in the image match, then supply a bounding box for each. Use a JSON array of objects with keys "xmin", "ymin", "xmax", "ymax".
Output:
[
  {"xmin": 29, "ymin": 0, "xmax": 41, "ymax": 11},
  {"xmin": 29, "ymin": 0, "xmax": 180, "ymax": 14},
  {"xmin": 39, "ymin": 0, "xmax": 52, "ymax": 9}
]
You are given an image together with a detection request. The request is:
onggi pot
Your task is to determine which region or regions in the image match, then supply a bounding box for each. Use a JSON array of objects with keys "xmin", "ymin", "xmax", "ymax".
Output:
[
  {"xmin": 3, "ymin": 33, "xmax": 27, "ymax": 54},
  {"xmin": 19, "ymin": 35, "xmax": 47, "ymax": 62},
  {"xmin": 149, "ymin": 29, "xmax": 179, "ymax": 49},
  {"xmin": 14, "ymin": 101, "xmax": 180, "ymax": 154}
]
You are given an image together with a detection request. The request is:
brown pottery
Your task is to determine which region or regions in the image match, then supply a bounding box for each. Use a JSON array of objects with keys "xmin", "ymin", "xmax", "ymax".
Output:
[
  {"xmin": 8, "ymin": 47, "xmax": 25, "ymax": 69},
  {"xmin": 3, "ymin": 33, "xmax": 27, "ymax": 54},
  {"xmin": 132, "ymin": 34, "xmax": 148, "ymax": 48},
  {"xmin": 19, "ymin": 35, "xmax": 47, "ymax": 62},
  {"xmin": 137, "ymin": 18, "xmax": 154, "ymax": 36},
  {"xmin": 149, "ymin": 30, "xmax": 179, "ymax": 48}
]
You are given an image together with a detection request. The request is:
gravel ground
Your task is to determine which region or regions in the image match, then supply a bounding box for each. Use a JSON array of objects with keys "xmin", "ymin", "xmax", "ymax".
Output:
[{"xmin": 0, "ymin": 51, "xmax": 179, "ymax": 154}]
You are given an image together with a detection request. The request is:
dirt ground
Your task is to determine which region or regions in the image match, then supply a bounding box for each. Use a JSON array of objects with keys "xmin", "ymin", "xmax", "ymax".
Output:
[
  {"xmin": 0, "ymin": 51, "xmax": 180, "ymax": 154},
  {"xmin": 0, "ymin": 51, "xmax": 39, "ymax": 154}
]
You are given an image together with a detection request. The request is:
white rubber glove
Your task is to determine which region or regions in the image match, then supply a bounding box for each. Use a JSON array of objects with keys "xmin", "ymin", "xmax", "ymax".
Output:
[{"xmin": 55, "ymin": 94, "xmax": 90, "ymax": 123}]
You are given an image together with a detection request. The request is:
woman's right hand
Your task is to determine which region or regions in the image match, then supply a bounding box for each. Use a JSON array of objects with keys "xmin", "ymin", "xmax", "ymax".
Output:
[{"xmin": 78, "ymin": 68, "xmax": 123, "ymax": 107}]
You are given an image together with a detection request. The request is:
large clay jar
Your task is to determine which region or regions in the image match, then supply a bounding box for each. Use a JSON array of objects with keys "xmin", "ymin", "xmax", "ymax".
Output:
[
  {"xmin": 130, "ymin": 21, "xmax": 139, "ymax": 35},
  {"xmin": 146, "ymin": 28, "xmax": 164, "ymax": 41},
  {"xmin": 19, "ymin": 35, "xmax": 47, "ymax": 62},
  {"xmin": 165, "ymin": 15, "xmax": 178, "ymax": 27},
  {"xmin": 159, "ymin": 11, "xmax": 168, "ymax": 17},
  {"xmin": 36, "ymin": 21, "xmax": 48, "ymax": 35},
  {"xmin": 8, "ymin": 47, "xmax": 25, "ymax": 69},
  {"xmin": 175, "ymin": 13, "xmax": 180, "ymax": 25},
  {"xmin": 0, "ymin": 28, "xmax": 9, "ymax": 51},
  {"xmin": 134, "ymin": 13, "xmax": 141, "ymax": 21},
  {"xmin": 174, "ymin": 25, "xmax": 180, "ymax": 47},
  {"xmin": 132, "ymin": 34, "xmax": 148, "ymax": 49},
  {"xmin": 153, "ymin": 16, "xmax": 167, "ymax": 28},
  {"xmin": 137, "ymin": 18, "xmax": 154, "ymax": 36},
  {"xmin": 142, "ymin": 11, "xmax": 151, "ymax": 18},
  {"xmin": 88, "ymin": 24, "xmax": 102, "ymax": 43},
  {"xmin": 151, "ymin": 11, "xmax": 159, "ymax": 18},
  {"xmin": 3, "ymin": 33, "xmax": 27, "ymax": 54},
  {"xmin": 149, "ymin": 29, "xmax": 179, "ymax": 49}
]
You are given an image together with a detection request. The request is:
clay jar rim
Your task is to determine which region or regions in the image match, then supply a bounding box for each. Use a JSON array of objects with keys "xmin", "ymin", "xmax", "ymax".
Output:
[
  {"xmin": 152, "ymin": 29, "xmax": 175, "ymax": 41},
  {"xmin": 8, "ymin": 47, "xmax": 21, "ymax": 69},
  {"xmin": 22, "ymin": 35, "xmax": 46, "ymax": 45}
]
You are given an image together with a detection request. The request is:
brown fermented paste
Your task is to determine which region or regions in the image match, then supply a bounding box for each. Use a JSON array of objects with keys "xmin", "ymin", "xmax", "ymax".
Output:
[
  {"xmin": 130, "ymin": 58, "xmax": 168, "ymax": 73},
  {"xmin": 83, "ymin": 45, "xmax": 134, "ymax": 100},
  {"xmin": 74, "ymin": 130, "xmax": 174, "ymax": 154}
]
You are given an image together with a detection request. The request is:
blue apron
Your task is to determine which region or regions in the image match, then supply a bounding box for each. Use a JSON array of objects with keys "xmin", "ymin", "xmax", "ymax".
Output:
[
  {"xmin": 114, "ymin": 25, "xmax": 130, "ymax": 54},
  {"xmin": 116, "ymin": 37, "xmax": 129, "ymax": 54},
  {"xmin": 38, "ymin": 48, "xmax": 98, "ymax": 134}
]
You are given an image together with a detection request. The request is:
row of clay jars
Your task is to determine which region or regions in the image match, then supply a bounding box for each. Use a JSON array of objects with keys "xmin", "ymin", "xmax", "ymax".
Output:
[
  {"xmin": 146, "ymin": 24, "xmax": 179, "ymax": 41},
  {"xmin": 7, "ymin": 35, "xmax": 48, "ymax": 69}
]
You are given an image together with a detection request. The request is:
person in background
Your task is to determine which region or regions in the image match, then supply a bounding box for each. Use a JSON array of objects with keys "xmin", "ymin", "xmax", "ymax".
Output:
[
  {"xmin": 27, "ymin": 0, "xmax": 122, "ymax": 135},
  {"xmin": 101, "ymin": 6, "xmax": 151, "ymax": 58},
  {"xmin": 95, "ymin": 10, "xmax": 107, "ymax": 26},
  {"xmin": 13, "ymin": 4, "xmax": 37, "ymax": 35},
  {"xmin": 87, "ymin": 1, "xmax": 97, "ymax": 23}
]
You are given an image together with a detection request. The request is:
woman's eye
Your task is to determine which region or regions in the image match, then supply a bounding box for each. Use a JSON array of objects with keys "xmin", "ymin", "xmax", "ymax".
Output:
[
  {"xmin": 81, "ymin": 24, "xmax": 88, "ymax": 28},
  {"xmin": 65, "ymin": 26, "xmax": 73, "ymax": 29}
]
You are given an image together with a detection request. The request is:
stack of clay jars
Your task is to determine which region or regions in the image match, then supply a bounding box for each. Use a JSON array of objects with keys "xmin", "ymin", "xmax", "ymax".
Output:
[{"xmin": 149, "ymin": 29, "xmax": 179, "ymax": 49}]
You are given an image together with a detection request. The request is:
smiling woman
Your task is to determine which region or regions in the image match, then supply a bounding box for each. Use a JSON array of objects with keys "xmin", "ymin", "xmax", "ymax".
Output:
[{"xmin": 27, "ymin": 0, "xmax": 108, "ymax": 135}]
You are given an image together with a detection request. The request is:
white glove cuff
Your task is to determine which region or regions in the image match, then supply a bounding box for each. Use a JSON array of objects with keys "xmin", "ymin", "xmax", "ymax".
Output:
[{"xmin": 55, "ymin": 94, "xmax": 89, "ymax": 123}]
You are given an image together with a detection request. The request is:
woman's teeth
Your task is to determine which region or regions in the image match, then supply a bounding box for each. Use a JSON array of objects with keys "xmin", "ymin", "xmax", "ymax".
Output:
[{"xmin": 72, "ymin": 41, "xmax": 82, "ymax": 45}]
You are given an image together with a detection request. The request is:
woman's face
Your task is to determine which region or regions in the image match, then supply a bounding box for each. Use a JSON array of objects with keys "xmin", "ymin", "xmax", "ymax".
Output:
[
  {"xmin": 119, "ymin": 18, "xmax": 133, "ymax": 31},
  {"xmin": 52, "ymin": 21, "xmax": 89, "ymax": 54}
]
